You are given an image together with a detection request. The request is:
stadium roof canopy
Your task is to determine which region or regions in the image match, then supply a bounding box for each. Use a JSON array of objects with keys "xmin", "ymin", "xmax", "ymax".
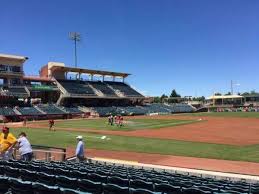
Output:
[
  {"xmin": 0, "ymin": 53, "xmax": 28, "ymax": 61},
  {"xmin": 49, "ymin": 66, "xmax": 130, "ymax": 78},
  {"xmin": 207, "ymin": 95, "xmax": 243, "ymax": 100}
]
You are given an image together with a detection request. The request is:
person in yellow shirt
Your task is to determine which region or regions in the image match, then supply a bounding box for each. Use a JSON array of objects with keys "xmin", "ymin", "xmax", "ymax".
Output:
[{"xmin": 0, "ymin": 127, "xmax": 17, "ymax": 160}]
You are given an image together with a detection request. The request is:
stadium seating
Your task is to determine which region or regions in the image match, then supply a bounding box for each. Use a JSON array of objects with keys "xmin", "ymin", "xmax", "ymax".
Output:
[
  {"xmin": 16, "ymin": 107, "xmax": 43, "ymax": 115},
  {"xmin": 60, "ymin": 106, "xmax": 83, "ymax": 114},
  {"xmin": 0, "ymin": 159, "xmax": 256, "ymax": 194},
  {"xmin": 105, "ymin": 81, "xmax": 143, "ymax": 97},
  {"xmin": 37, "ymin": 104, "xmax": 66, "ymax": 115},
  {"xmin": 5, "ymin": 87, "xmax": 28, "ymax": 97},
  {"xmin": 58, "ymin": 80, "xmax": 97, "ymax": 96},
  {"xmin": 0, "ymin": 107, "xmax": 16, "ymax": 116},
  {"xmin": 91, "ymin": 103, "xmax": 194, "ymax": 117},
  {"xmin": 88, "ymin": 81, "xmax": 118, "ymax": 97}
]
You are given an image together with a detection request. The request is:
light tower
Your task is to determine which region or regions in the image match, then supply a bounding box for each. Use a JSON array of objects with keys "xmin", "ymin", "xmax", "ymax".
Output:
[{"xmin": 69, "ymin": 32, "xmax": 81, "ymax": 67}]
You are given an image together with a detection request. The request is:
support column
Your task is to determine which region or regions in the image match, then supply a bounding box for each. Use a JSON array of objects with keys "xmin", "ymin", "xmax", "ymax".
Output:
[
  {"xmin": 102, "ymin": 75, "xmax": 104, "ymax": 82},
  {"xmin": 91, "ymin": 74, "xmax": 93, "ymax": 81},
  {"xmin": 113, "ymin": 76, "xmax": 115, "ymax": 81}
]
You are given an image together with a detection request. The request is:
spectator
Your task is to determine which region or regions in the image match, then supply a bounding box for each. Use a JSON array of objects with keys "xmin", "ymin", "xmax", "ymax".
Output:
[
  {"xmin": 0, "ymin": 127, "xmax": 17, "ymax": 160},
  {"xmin": 17, "ymin": 132, "xmax": 33, "ymax": 161},
  {"xmin": 75, "ymin": 135, "xmax": 85, "ymax": 162}
]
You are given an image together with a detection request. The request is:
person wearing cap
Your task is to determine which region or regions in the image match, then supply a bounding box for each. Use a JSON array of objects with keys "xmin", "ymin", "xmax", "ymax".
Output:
[
  {"xmin": 0, "ymin": 127, "xmax": 17, "ymax": 160},
  {"xmin": 75, "ymin": 135, "xmax": 85, "ymax": 162},
  {"xmin": 17, "ymin": 132, "xmax": 33, "ymax": 161}
]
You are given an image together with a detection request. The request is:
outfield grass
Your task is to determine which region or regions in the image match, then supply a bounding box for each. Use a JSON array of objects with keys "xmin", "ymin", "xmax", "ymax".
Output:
[
  {"xmin": 10, "ymin": 127, "xmax": 259, "ymax": 163},
  {"xmin": 53, "ymin": 118, "xmax": 198, "ymax": 131},
  {"xmin": 181, "ymin": 112, "xmax": 259, "ymax": 118}
]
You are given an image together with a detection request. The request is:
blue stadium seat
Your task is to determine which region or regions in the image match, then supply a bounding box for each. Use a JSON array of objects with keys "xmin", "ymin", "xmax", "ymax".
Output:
[
  {"xmin": 130, "ymin": 188, "xmax": 157, "ymax": 194},
  {"xmin": 37, "ymin": 172, "xmax": 56, "ymax": 186},
  {"xmin": 32, "ymin": 183, "xmax": 61, "ymax": 194},
  {"xmin": 5, "ymin": 166, "xmax": 20, "ymax": 178},
  {"xmin": 20, "ymin": 169, "xmax": 38, "ymax": 182},
  {"xmin": 0, "ymin": 176, "xmax": 9, "ymax": 194},
  {"xmin": 154, "ymin": 183, "xmax": 181, "ymax": 194},
  {"xmin": 107, "ymin": 176, "xmax": 130, "ymax": 187},
  {"xmin": 77, "ymin": 179, "xmax": 103, "ymax": 194},
  {"xmin": 55, "ymin": 175, "xmax": 77, "ymax": 189},
  {"xmin": 9, "ymin": 178, "xmax": 33, "ymax": 194},
  {"xmin": 88, "ymin": 173, "xmax": 107, "ymax": 183},
  {"xmin": 130, "ymin": 179, "xmax": 154, "ymax": 191},
  {"xmin": 103, "ymin": 183, "xmax": 129, "ymax": 194}
]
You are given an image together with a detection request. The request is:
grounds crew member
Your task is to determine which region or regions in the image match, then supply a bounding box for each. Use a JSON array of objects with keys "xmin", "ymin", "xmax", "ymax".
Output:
[
  {"xmin": 76, "ymin": 135, "xmax": 85, "ymax": 162},
  {"xmin": 0, "ymin": 127, "xmax": 17, "ymax": 160}
]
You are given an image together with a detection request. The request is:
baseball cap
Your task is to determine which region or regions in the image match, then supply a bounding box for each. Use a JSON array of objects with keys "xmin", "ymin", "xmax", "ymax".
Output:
[{"xmin": 76, "ymin": 135, "xmax": 83, "ymax": 139}]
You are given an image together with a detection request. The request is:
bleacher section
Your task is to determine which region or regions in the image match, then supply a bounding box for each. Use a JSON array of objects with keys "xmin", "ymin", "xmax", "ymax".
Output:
[
  {"xmin": 105, "ymin": 81, "xmax": 143, "ymax": 97},
  {"xmin": 0, "ymin": 159, "xmax": 258, "ymax": 194},
  {"xmin": 91, "ymin": 104, "xmax": 194, "ymax": 116},
  {"xmin": 58, "ymin": 80, "xmax": 97, "ymax": 96},
  {"xmin": 37, "ymin": 104, "xmax": 65, "ymax": 115},
  {"xmin": 60, "ymin": 106, "xmax": 83, "ymax": 114},
  {"xmin": 16, "ymin": 107, "xmax": 43, "ymax": 115},
  {"xmin": 5, "ymin": 87, "xmax": 28, "ymax": 97},
  {"xmin": 88, "ymin": 81, "xmax": 117, "ymax": 97},
  {"xmin": 0, "ymin": 107, "xmax": 15, "ymax": 116}
]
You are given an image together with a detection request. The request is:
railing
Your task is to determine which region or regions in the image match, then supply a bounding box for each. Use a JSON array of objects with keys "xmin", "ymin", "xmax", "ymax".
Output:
[{"xmin": 13, "ymin": 144, "xmax": 66, "ymax": 161}]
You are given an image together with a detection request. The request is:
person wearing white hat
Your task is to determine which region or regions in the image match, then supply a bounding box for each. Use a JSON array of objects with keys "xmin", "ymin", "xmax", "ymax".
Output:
[{"xmin": 75, "ymin": 135, "xmax": 85, "ymax": 162}]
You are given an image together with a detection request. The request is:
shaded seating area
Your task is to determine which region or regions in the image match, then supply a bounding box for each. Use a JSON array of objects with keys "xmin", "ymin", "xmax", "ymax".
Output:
[
  {"xmin": 0, "ymin": 159, "xmax": 257, "ymax": 194},
  {"xmin": 0, "ymin": 107, "xmax": 16, "ymax": 116},
  {"xmin": 60, "ymin": 106, "xmax": 83, "ymax": 114},
  {"xmin": 88, "ymin": 81, "xmax": 118, "ymax": 97},
  {"xmin": 16, "ymin": 107, "xmax": 43, "ymax": 115},
  {"xmin": 105, "ymin": 81, "xmax": 143, "ymax": 97},
  {"xmin": 4, "ymin": 87, "xmax": 28, "ymax": 98},
  {"xmin": 58, "ymin": 80, "xmax": 97, "ymax": 96},
  {"xmin": 37, "ymin": 104, "xmax": 65, "ymax": 115}
]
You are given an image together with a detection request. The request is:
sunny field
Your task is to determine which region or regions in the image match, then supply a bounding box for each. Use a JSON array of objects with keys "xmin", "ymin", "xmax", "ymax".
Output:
[
  {"xmin": 9, "ymin": 125, "xmax": 259, "ymax": 163},
  {"xmin": 35, "ymin": 118, "xmax": 198, "ymax": 131}
]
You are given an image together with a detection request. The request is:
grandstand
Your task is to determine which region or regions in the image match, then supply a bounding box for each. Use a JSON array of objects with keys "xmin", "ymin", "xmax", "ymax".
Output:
[{"xmin": 0, "ymin": 53, "xmax": 196, "ymax": 121}]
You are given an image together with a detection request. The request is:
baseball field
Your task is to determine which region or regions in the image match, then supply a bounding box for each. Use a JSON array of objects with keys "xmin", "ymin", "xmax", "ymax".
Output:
[{"xmin": 7, "ymin": 112, "xmax": 259, "ymax": 164}]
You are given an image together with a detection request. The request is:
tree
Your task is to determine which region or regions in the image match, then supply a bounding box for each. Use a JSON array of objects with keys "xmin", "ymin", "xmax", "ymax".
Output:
[
  {"xmin": 160, "ymin": 94, "xmax": 168, "ymax": 103},
  {"xmin": 193, "ymin": 96, "xmax": 205, "ymax": 101},
  {"xmin": 214, "ymin": 93, "xmax": 222, "ymax": 96},
  {"xmin": 225, "ymin": 92, "xmax": 232, "ymax": 96},
  {"xmin": 170, "ymin": 89, "xmax": 181, "ymax": 98},
  {"xmin": 153, "ymin": 96, "xmax": 161, "ymax": 103},
  {"xmin": 242, "ymin": 92, "xmax": 250, "ymax": 96}
]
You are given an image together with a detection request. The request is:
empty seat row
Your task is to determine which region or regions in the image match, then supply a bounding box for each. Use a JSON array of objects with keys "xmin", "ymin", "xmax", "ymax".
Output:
[{"xmin": 0, "ymin": 159, "xmax": 257, "ymax": 194}]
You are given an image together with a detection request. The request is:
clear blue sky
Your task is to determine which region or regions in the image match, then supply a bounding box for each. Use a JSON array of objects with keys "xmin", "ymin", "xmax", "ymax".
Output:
[{"xmin": 1, "ymin": 0, "xmax": 259, "ymax": 97}]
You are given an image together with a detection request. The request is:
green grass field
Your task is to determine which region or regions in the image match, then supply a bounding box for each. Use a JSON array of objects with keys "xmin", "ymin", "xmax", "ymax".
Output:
[
  {"xmin": 52, "ymin": 118, "xmax": 198, "ymax": 131},
  {"xmin": 10, "ymin": 112, "xmax": 259, "ymax": 163},
  {"xmin": 181, "ymin": 112, "xmax": 259, "ymax": 118},
  {"xmin": 9, "ymin": 125, "xmax": 259, "ymax": 163}
]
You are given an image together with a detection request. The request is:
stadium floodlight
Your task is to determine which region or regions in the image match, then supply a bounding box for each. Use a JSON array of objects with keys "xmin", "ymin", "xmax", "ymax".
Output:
[
  {"xmin": 69, "ymin": 32, "xmax": 81, "ymax": 67},
  {"xmin": 231, "ymin": 80, "xmax": 241, "ymax": 95}
]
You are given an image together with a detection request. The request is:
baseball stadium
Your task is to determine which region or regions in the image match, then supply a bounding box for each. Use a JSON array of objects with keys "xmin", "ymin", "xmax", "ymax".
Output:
[{"xmin": 1, "ymin": 52, "xmax": 259, "ymax": 194}]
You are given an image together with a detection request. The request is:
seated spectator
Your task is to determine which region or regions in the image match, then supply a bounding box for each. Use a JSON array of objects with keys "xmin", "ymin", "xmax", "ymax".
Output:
[
  {"xmin": 17, "ymin": 132, "xmax": 33, "ymax": 161},
  {"xmin": 0, "ymin": 127, "xmax": 17, "ymax": 160}
]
